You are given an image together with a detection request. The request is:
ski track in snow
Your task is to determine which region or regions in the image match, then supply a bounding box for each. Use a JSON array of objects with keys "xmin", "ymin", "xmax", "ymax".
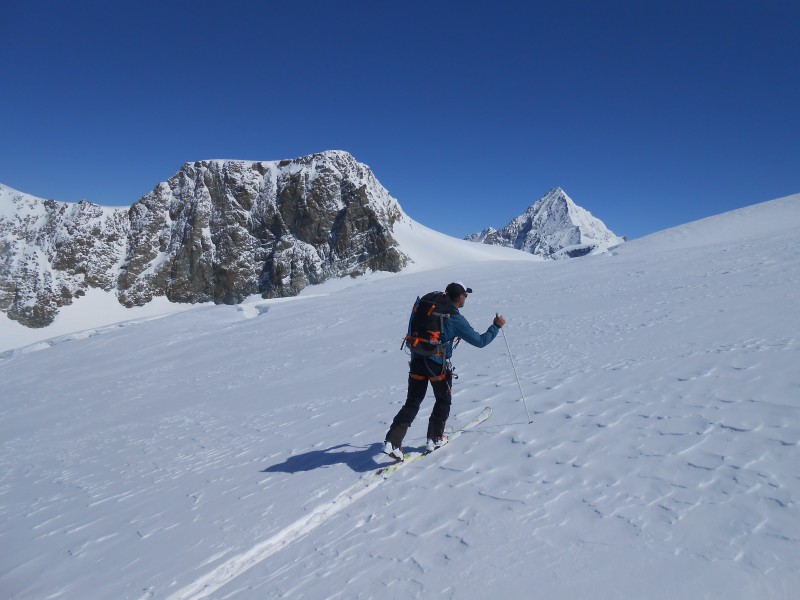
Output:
[
  {"xmin": 1, "ymin": 195, "xmax": 799, "ymax": 599},
  {"xmin": 165, "ymin": 468, "xmax": 386, "ymax": 600},
  {"xmin": 166, "ymin": 410, "xmax": 490, "ymax": 600}
]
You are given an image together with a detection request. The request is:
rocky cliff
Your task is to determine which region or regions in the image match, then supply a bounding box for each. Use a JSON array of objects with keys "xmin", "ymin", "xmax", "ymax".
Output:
[
  {"xmin": 1, "ymin": 151, "xmax": 408, "ymax": 327},
  {"xmin": 0, "ymin": 191, "xmax": 128, "ymax": 328}
]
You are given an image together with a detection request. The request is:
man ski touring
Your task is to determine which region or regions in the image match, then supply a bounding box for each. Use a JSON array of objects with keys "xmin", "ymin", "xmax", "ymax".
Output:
[{"xmin": 383, "ymin": 282, "xmax": 506, "ymax": 460}]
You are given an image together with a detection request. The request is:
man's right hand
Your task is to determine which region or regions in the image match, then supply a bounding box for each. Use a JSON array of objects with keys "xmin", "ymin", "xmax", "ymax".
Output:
[{"xmin": 494, "ymin": 313, "xmax": 506, "ymax": 328}]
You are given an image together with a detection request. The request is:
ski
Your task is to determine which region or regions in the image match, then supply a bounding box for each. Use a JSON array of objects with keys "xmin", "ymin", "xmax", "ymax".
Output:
[{"xmin": 376, "ymin": 407, "xmax": 492, "ymax": 477}]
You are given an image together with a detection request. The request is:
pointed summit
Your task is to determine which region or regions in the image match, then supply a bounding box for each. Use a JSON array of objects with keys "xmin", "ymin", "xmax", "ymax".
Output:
[{"xmin": 466, "ymin": 188, "xmax": 623, "ymax": 259}]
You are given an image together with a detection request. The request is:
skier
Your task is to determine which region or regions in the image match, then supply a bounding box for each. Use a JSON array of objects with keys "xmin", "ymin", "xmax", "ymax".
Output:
[{"xmin": 383, "ymin": 282, "xmax": 506, "ymax": 459}]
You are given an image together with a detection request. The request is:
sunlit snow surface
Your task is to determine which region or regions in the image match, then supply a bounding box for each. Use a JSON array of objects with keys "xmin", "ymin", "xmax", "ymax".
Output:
[{"xmin": 1, "ymin": 195, "xmax": 798, "ymax": 599}]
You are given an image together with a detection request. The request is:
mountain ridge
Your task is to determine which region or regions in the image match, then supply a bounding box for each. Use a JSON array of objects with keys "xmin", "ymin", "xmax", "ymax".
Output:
[
  {"xmin": 2, "ymin": 156, "xmax": 624, "ymax": 330},
  {"xmin": 0, "ymin": 151, "xmax": 408, "ymax": 327}
]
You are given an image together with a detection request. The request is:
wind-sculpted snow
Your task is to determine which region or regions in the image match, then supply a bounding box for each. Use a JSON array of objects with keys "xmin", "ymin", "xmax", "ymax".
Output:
[{"xmin": 0, "ymin": 194, "xmax": 798, "ymax": 599}]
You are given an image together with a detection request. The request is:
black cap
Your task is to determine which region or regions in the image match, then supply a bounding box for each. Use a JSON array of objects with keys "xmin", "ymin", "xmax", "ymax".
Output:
[{"xmin": 446, "ymin": 281, "xmax": 473, "ymax": 299}]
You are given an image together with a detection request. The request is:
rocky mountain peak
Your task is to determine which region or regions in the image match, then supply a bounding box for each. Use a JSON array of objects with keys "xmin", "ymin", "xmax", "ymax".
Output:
[
  {"xmin": 1, "ymin": 152, "xmax": 409, "ymax": 328},
  {"xmin": 466, "ymin": 188, "xmax": 623, "ymax": 259}
]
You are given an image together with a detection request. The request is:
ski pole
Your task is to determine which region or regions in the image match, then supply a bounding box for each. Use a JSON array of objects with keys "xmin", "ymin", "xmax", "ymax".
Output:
[{"xmin": 499, "ymin": 319, "xmax": 532, "ymax": 424}]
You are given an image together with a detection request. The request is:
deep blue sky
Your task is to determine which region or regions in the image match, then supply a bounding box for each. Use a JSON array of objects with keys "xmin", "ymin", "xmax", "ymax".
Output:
[{"xmin": 2, "ymin": 1, "xmax": 798, "ymax": 240}]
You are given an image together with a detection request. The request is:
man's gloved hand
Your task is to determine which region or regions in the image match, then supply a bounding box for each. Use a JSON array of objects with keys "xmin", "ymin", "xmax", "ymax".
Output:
[{"xmin": 494, "ymin": 313, "xmax": 506, "ymax": 328}]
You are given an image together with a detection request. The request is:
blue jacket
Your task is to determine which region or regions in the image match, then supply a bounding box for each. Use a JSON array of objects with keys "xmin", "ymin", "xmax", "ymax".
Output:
[{"xmin": 415, "ymin": 310, "xmax": 500, "ymax": 363}]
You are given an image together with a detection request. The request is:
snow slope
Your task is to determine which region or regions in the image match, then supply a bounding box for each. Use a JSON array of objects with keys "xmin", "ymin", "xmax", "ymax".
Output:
[
  {"xmin": 1, "ymin": 194, "xmax": 798, "ymax": 599},
  {"xmin": 0, "ymin": 289, "xmax": 199, "ymax": 356}
]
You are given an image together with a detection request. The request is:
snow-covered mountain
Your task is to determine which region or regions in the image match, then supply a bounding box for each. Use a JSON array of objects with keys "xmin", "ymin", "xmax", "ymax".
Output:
[
  {"xmin": 0, "ymin": 186, "xmax": 129, "ymax": 327},
  {"xmin": 466, "ymin": 187, "xmax": 624, "ymax": 258},
  {"xmin": 1, "ymin": 193, "xmax": 798, "ymax": 599},
  {"xmin": 0, "ymin": 151, "xmax": 409, "ymax": 328}
]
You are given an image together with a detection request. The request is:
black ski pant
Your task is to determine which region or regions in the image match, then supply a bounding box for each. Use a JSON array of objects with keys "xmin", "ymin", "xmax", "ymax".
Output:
[{"xmin": 385, "ymin": 356, "xmax": 452, "ymax": 448}]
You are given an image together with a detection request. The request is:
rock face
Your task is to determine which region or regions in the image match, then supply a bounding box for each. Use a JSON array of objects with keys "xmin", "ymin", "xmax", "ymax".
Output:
[
  {"xmin": 0, "ymin": 191, "xmax": 128, "ymax": 327},
  {"xmin": 466, "ymin": 187, "xmax": 623, "ymax": 259},
  {"xmin": 1, "ymin": 151, "xmax": 408, "ymax": 327}
]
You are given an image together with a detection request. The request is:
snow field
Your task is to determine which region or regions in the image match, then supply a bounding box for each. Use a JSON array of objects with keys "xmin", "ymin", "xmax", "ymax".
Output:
[{"xmin": 0, "ymin": 194, "xmax": 798, "ymax": 599}]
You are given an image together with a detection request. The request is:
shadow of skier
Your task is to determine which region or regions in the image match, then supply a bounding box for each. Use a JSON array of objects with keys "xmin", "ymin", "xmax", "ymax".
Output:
[{"xmin": 261, "ymin": 442, "xmax": 386, "ymax": 474}]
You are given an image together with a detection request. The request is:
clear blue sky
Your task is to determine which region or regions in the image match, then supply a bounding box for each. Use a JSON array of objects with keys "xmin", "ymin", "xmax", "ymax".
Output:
[{"xmin": 1, "ymin": 0, "xmax": 798, "ymax": 240}]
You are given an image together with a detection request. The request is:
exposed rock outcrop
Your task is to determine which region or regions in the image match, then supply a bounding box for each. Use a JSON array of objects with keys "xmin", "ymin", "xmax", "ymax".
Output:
[{"xmin": 0, "ymin": 151, "xmax": 408, "ymax": 327}]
